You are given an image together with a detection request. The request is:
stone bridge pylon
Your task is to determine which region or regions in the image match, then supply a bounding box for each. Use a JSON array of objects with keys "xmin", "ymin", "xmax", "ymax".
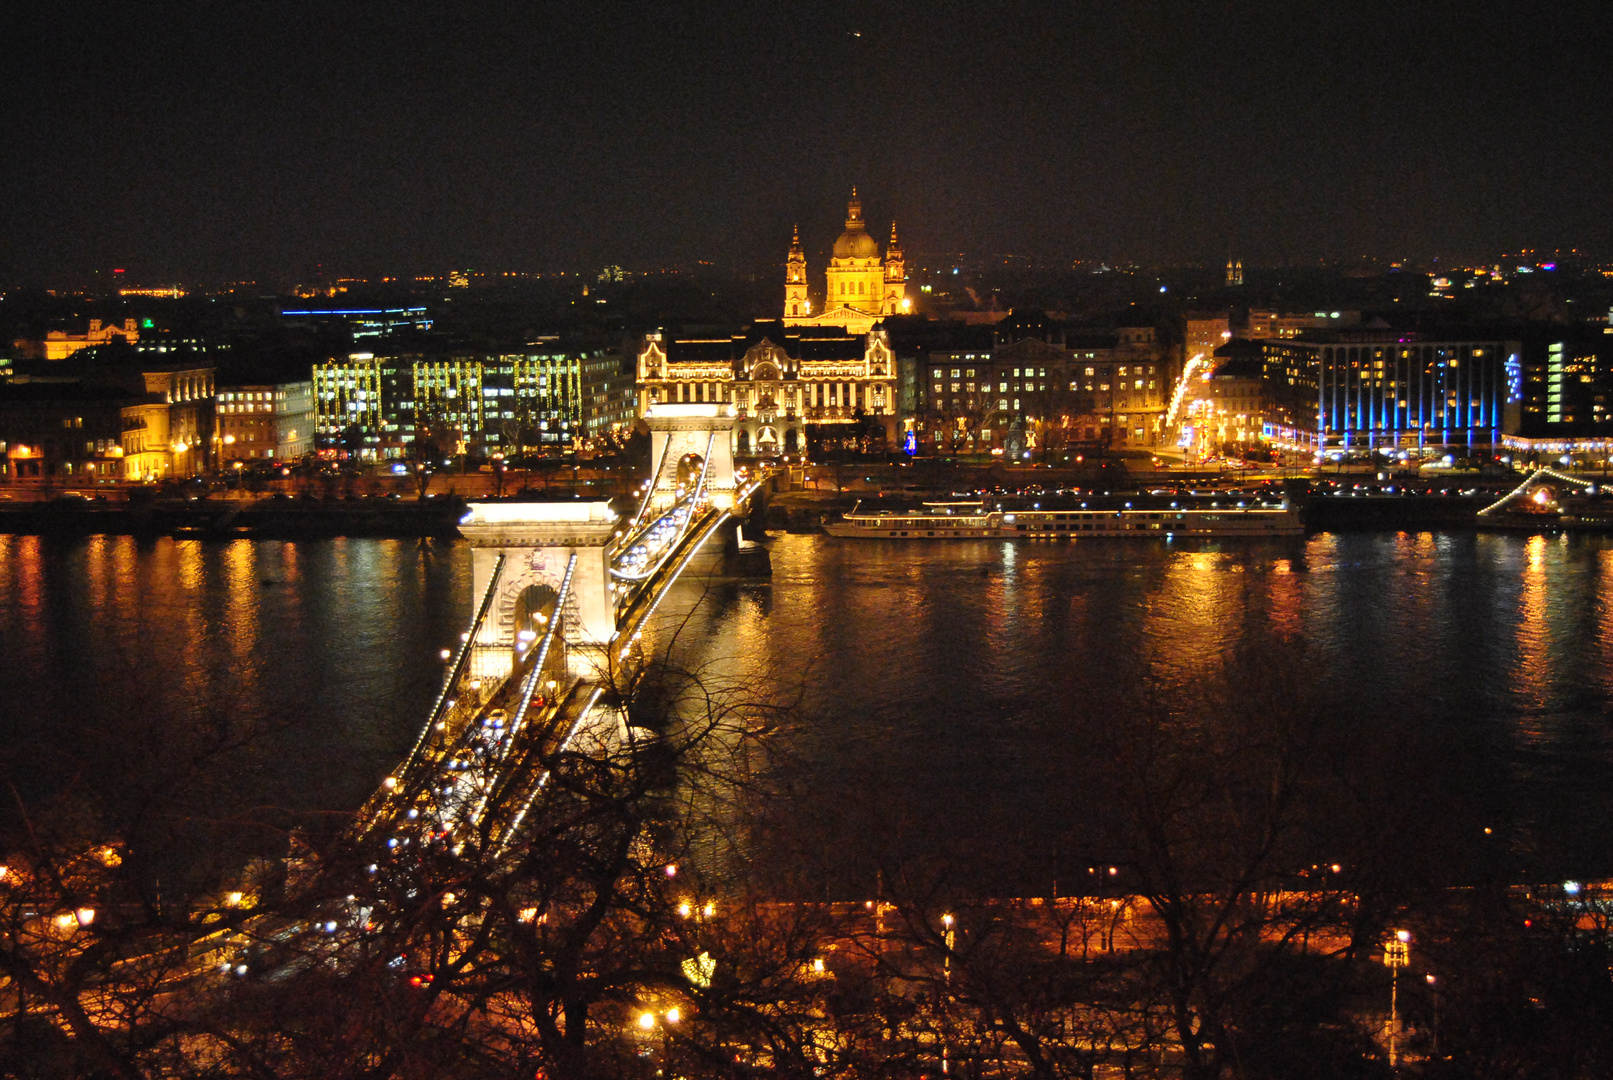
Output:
[
  {"xmin": 457, "ymin": 501, "xmax": 620, "ymax": 682},
  {"xmin": 643, "ymin": 403, "xmax": 737, "ymax": 512}
]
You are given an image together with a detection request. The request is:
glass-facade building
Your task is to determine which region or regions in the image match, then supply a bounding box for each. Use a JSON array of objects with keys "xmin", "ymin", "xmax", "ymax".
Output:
[{"xmin": 314, "ymin": 348, "xmax": 632, "ymax": 460}]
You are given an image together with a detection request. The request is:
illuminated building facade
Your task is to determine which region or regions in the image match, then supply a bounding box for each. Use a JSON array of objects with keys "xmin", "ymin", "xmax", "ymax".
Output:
[
  {"xmin": 579, "ymin": 350, "xmax": 637, "ymax": 444},
  {"xmin": 13, "ymin": 318, "xmax": 141, "ymax": 361},
  {"xmin": 783, "ymin": 190, "xmax": 908, "ymax": 334},
  {"xmin": 1278, "ymin": 332, "xmax": 1518, "ymax": 453},
  {"xmin": 638, "ymin": 322, "xmax": 899, "ymax": 456},
  {"xmin": 314, "ymin": 347, "xmax": 632, "ymax": 460},
  {"xmin": 1511, "ymin": 329, "xmax": 1613, "ymax": 435},
  {"xmin": 121, "ymin": 365, "xmax": 217, "ymax": 481},
  {"xmin": 218, "ymin": 381, "xmax": 314, "ymax": 464},
  {"xmin": 910, "ymin": 318, "xmax": 1170, "ymax": 454},
  {"xmin": 313, "ymin": 354, "xmax": 405, "ymax": 458}
]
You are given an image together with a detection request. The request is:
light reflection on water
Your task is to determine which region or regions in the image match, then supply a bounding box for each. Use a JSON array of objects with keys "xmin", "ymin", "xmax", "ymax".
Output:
[
  {"xmin": 650, "ymin": 531, "xmax": 1613, "ymax": 881},
  {"xmin": 2, "ymin": 530, "xmax": 1612, "ymax": 882},
  {"xmin": 0, "ymin": 535, "xmax": 470, "ymax": 869}
]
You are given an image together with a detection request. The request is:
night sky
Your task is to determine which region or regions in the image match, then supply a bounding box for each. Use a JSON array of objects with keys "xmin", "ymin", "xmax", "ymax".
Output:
[{"xmin": 5, "ymin": 1, "xmax": 1611, "ymax": 283}]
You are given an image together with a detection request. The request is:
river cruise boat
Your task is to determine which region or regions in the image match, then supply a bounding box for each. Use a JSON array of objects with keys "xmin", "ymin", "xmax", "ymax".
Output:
[{"xmin": 823, "ymin": 499, "xmax": 1305, "ymax": 539}]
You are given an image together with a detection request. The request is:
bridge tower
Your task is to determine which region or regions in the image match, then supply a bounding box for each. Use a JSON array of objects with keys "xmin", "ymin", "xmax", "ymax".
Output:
[
  {"xmin": 458, "ymin": 501, "xmax": 620, "ymax": 682},
  {"xmin": 644, "ymin": 403, "xmax": 737, "ymax": 512}
]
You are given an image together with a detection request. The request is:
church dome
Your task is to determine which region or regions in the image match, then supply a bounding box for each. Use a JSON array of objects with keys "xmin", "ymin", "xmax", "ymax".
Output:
[
  {"xmin": 833, "ymin": 227, "xmax": 880, "ymax": 260},
  {"xmin": 832, "ymin": 189, "xmax": 880, "ymax": 259}
]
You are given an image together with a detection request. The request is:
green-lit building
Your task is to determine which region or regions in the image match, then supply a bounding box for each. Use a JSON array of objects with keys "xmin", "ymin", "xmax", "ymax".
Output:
[{"xmin": 313, "ymin": 346, "xmax": 634, "ymax": 461}]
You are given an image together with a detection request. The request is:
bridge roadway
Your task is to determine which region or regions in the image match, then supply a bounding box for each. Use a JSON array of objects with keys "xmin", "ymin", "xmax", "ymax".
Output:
[
  {"xmin": 141, "ymin": 453, "xmax": 760, "ymax": 990},
  {"xmin": 351, "ymin": 465, "xmax": 763, "ymax": 863}
]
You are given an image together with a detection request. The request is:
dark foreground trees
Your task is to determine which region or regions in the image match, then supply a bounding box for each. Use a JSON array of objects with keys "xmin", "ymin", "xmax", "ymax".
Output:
[{"xmin": 5, "ymin": 640, "xmax": 1613, "ymax": 1078}]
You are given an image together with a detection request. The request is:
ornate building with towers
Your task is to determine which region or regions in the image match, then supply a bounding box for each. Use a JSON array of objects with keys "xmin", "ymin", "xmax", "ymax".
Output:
[
  {"xmin": 634, "ymin": 190, "xmax": 907, "ymax": 458},
  {"xmin": 784, "ymin": 189, "xmax": 909, "ymax": 334}
]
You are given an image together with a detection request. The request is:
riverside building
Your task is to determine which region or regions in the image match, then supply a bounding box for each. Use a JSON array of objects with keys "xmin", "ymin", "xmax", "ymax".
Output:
[
  {"xmin": 637, "ymin": 321, "xmax": 898, "ymax": 456},
  {"xmin": 120, "ymin": 364, "xmax": 217, "ymax": 481},
  {"xmin": 905, "ymin": 313, "xmax": 1171, "ymax": 456},
  {"xmin": 313, "ymin": 346, "xmax": 633, "ymax": 461},
  {"xmin": 217, "ymin": 381, "xmax": 314, "ymax": 464},
  {"xmin": 1270, "ymin": 331, "xmax": 1520, "ymax": 455}
]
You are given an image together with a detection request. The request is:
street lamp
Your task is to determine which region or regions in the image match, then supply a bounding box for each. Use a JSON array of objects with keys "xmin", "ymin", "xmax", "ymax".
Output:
[
  {"xmin": 1384, "ymin": 929, "xmax": 1411, "ymax": 1070},
  {"xmin": 941, "ymin": 913, "xmax": 955, "ymax": 1075}
]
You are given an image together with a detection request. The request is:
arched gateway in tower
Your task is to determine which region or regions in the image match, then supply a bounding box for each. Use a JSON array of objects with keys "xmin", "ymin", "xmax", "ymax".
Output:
[
  {"xmin": 455, "ymin": 404, "xmax": 739, "ymax": 683},
  {"xmin": 643, "ymin": 403, "xmax": 737, "ymax": 512},
  {"xmin": 458, "ymin": 501, "xmax": 620, "ymax": 683}
]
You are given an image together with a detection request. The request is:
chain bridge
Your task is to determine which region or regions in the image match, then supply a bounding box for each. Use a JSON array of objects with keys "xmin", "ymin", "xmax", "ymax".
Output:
[{"xmin": 353, "ymin": 403, "xmax": 760, "ymax": 857}]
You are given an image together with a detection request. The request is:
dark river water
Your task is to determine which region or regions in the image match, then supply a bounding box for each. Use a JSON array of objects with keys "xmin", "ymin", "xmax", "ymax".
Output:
[{"xmin": 3, "ymin": 530, "xmax": 1612, "ymax": 890}]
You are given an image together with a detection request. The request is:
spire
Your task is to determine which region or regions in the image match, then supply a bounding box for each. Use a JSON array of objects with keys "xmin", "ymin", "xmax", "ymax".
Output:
[
  {"xmin": 846, "ymin": 188, "xmax": 863, "ymax": 227},
  {"xmin": 786, "ymin": 224, "xmax": 805, "ymax": 284},
  {"xmin": 885, "ymin": 220, "xmax": 906, "ymax": 289}
]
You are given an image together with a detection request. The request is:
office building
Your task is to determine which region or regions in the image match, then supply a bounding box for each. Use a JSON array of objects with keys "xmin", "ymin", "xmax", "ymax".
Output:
[
  {"xmin": 1276, "ymin": 331, "xmax": 1518, "ymax": 454},
  {"xmin": 218, "ymin": 381, "xmax": 315, "ymax": 464},
  {"xmin": 313, "ymin": 346, "xmax": 632, "ymax": 461},
  {"xmin": 312, "ymin": 353, "xmax": 407, "ymax": 459}
]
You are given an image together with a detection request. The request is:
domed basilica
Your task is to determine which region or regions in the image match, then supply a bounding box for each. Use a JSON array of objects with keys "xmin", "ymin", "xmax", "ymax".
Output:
[{"xmin": 783, "ymin": 189, "xmax": 909, "ymax": 335}]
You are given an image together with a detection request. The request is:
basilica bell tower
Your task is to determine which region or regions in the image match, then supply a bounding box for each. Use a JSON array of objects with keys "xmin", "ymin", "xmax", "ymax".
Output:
[{"xmin": 785, "ymin": 225, "xmax": 808, "ymax": 318}]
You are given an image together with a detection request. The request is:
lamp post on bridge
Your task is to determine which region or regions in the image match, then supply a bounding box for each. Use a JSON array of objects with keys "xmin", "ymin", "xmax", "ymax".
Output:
[{"xmin": 1383, "ymin": 929, "xmax": 1410, "ymax": 1071}]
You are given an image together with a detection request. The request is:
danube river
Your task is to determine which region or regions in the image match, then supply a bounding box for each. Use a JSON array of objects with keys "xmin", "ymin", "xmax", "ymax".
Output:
[{"xmin": 2, "ymin": 530, "xmax": 1611, "ymax": 888}]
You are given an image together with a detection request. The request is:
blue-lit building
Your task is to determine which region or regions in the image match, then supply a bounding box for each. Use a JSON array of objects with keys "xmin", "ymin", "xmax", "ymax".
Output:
[
  {"xmin": 279, "ymin": 306, "xmax": 434, "ymax": 338},
  {"xmin": 1264, "ymin": 331, "xmax": 1521, "ymax": 455}
]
